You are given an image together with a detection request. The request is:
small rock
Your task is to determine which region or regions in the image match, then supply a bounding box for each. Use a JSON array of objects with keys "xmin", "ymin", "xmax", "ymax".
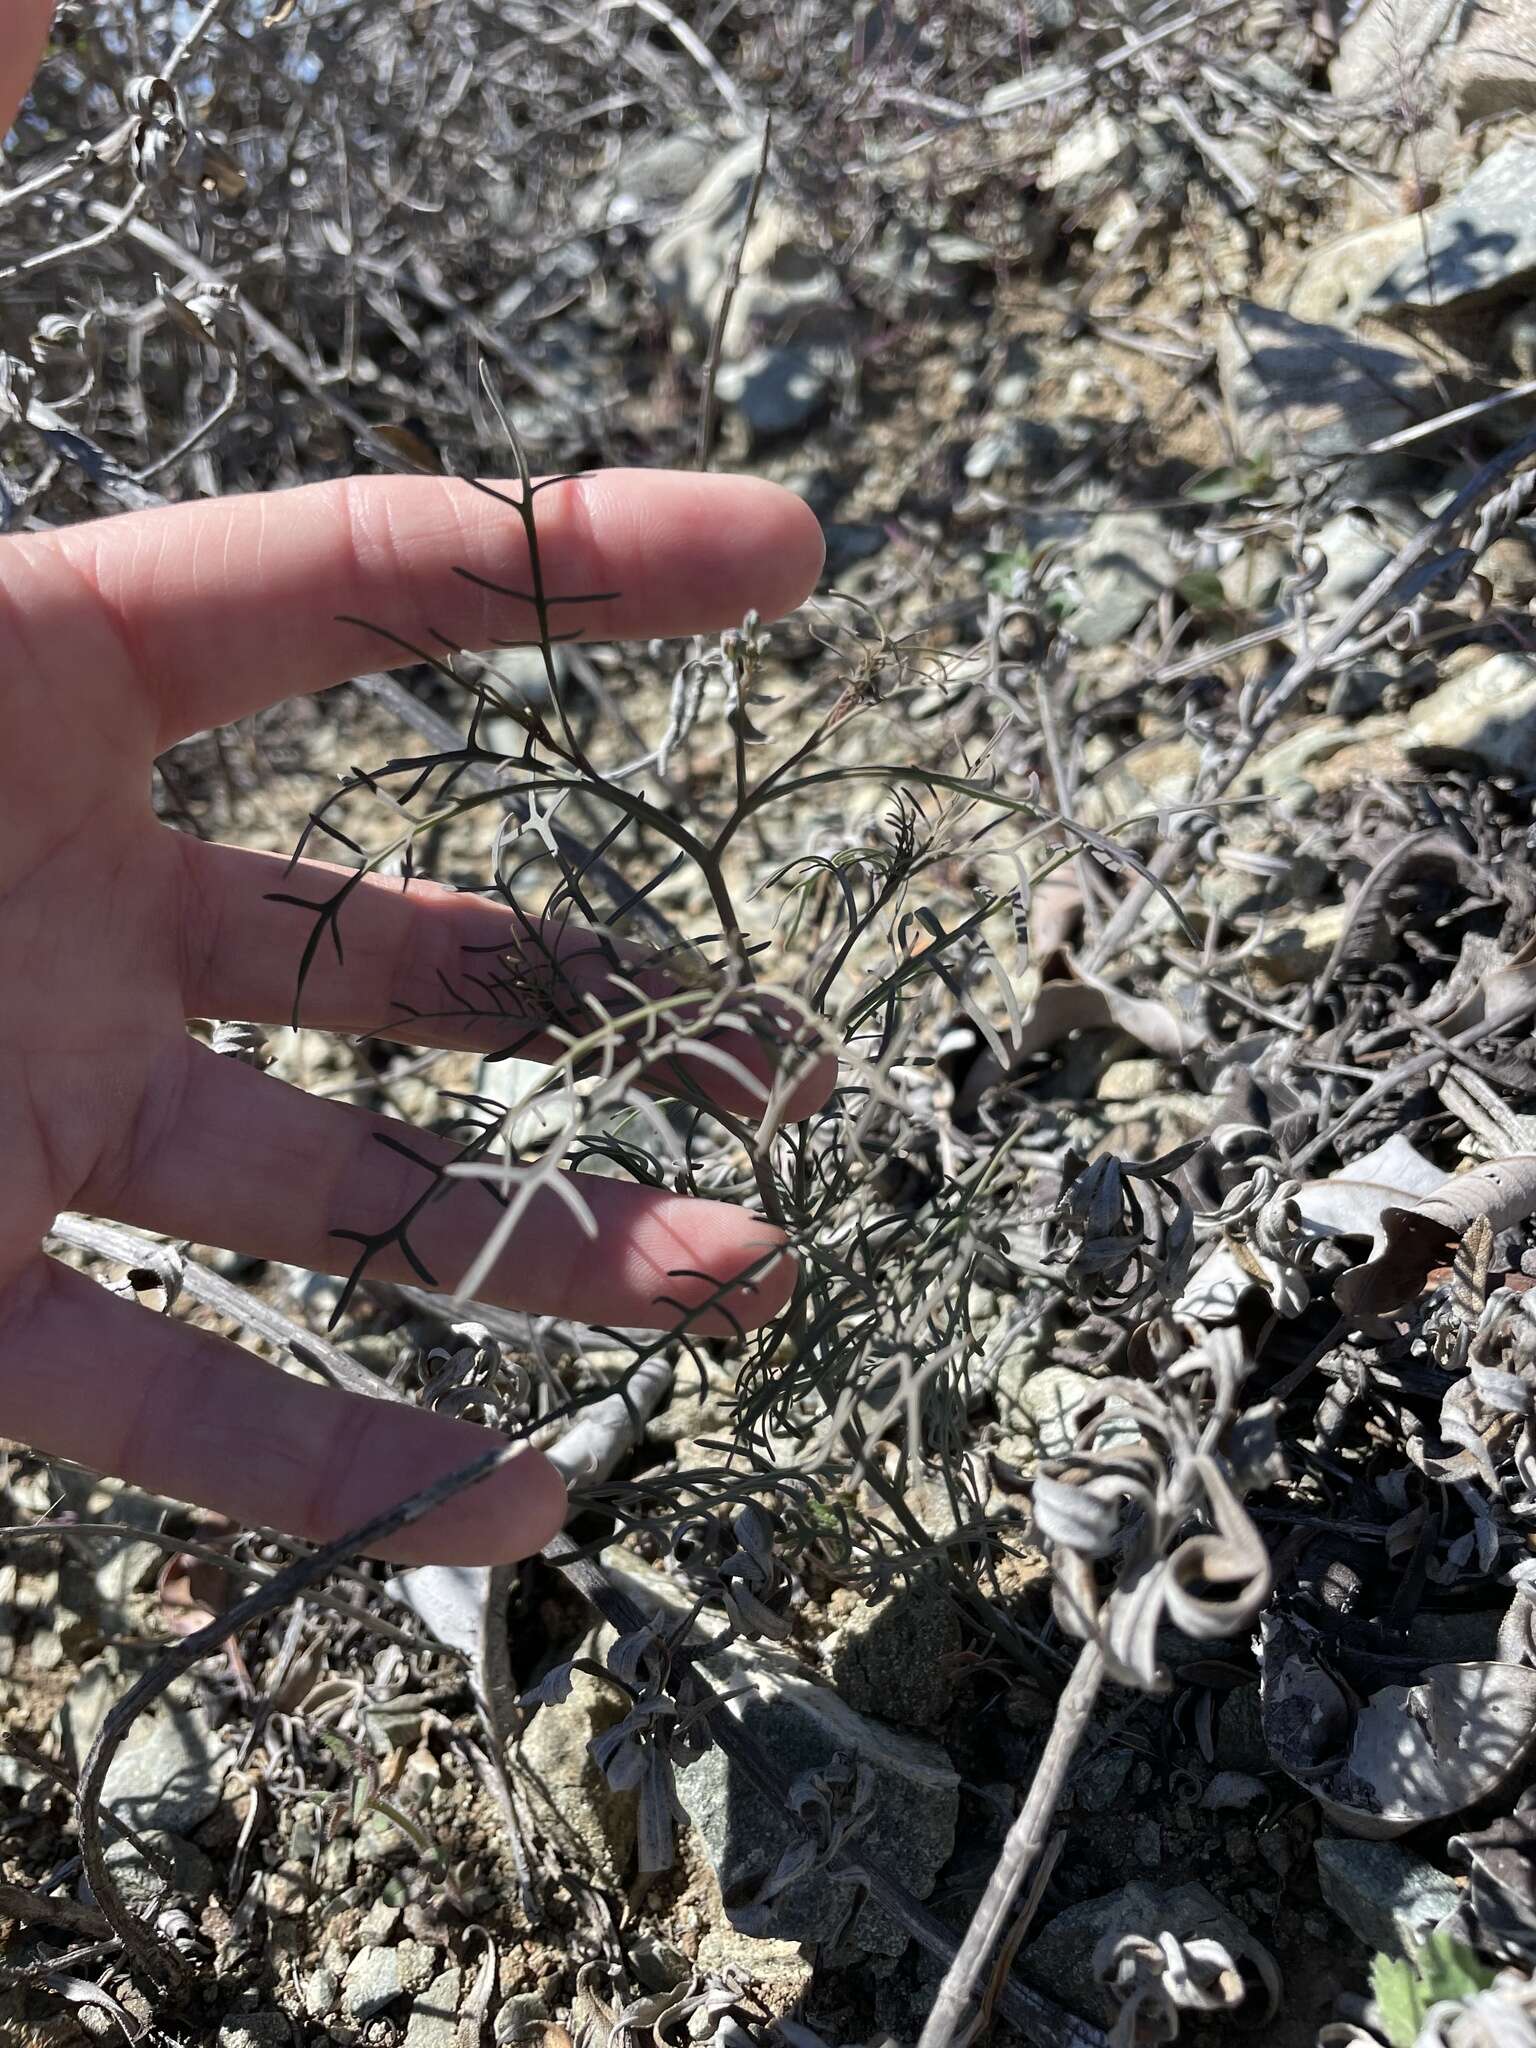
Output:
[
  {"xmin": 715, "ymin": 346, "xmax": 829, "ymax": 442},
  {"xmin": 1069, "ymin": 510, "xmax": 1180, "ymax": 647},
  {"xmin": 257, "ymin": 1868, "xmax": 309, "ymax": 1919},
  {"xmin": 963, "ymin": 417, "xmax": 1063, "ymax": 484},
  {"xmin": 1041, "ymin": 109, "xmax": 1137, "ymax": 213},
  {"xmin": 1021, "ymin": 1880, "xmax": 1264, "ymax": 2024},
  {"xmin": 302, "ymin": 1968, "xmax": 340, "ymax": 2019},
  {"xmin": 98, "ymin": 1697, "xmax": 229, "ymax": 1835},
  {"xmin": 1097, "ymin": 1058, "xmax": 1163, "ymax": 1104},
  {"xmin": 404, "ymin": 1966, "xmax": 467, "ymax": 2048},
  {"xmin": 993, "ymin": 1363, "xmax": 1093, "ymax": 1461},
  {"xmin": 215, "ymin": 2018, "xmax": 289, "ymax": 2048},
  {"xmin": 343, "ymin": 1945, "xmax": 405, "ymax": 2023},
  {"xmin": 1216, "ymin": 302, "xmax": 1435, "ymax": 486},
  {"xmin": 357, "ymin": 1901, "xmax": 401, "ymax": 1946},
  {"xmin": 1407, "ymin": 651, "xmax": 1536, "ymax": 773},
  {"xmin": 1370, "ymin": 142, "xmax": 1536, "ymax": 313},
  {"xmin": 1313, "ymin": 511, "xmax": 1398, "ymax": 612},
  {"xmin": 1249, "ymin": 901, "xmax": 1396, "ymax": 991},
  {"xmin": 1069, "ymin": 1743, "xmax": 1133, "ymax": 1814},
  {"xmin": 1315, "ymin": 1837, "xmax": 1462, "ymax": 1957},
  {"xmin": 605, "ymin": 1564, "xmax": 958, "ymax": 1955},
  {"xmin": 493, "ymin": 1994, "xmax": 552, "ymax": 2043},
  {"xmin": 1285, "ymin": 215, "xmax": 1428, "ymax": 328},
  {"xmin": 1450, "ymin": 0, "xmax": 1536, "ymax": 122},
  {"xmin": 825, "ymin": 1571, "xmax": 960, "ymax": 1728},
  {"xmin": 695, "ymin": 1925, "xmax": 813, "ymax": 2016},
  {"xmin": 514, "ymin": 1638, "xmax": 638, "ymax": 1875},
  {"xmin": 822, "ymin": 522, "xmax": 888, "ymax": 577},
  {"xmin": 583, "ymin": 129, "xmax": 715, "ymax": 227},
  {"xmin": 1201, "ymin": 1771, "xmax": 1268, "ymax": 1811},
  {"xmin": 89, "ymin": 1830, "xmax": 214, "ymax": 1914},
  {"xmin": 1329, "ymin": 0, "xmax": 1459, "ymax": 178},
  {"xmin": 396, "ymin": 1942, "xmax": 438, "ymax": 1997},
  {"xmin": 1482, "ymin": 533, "xmax": 1536, "ymax": 608},
  {"xmin": 1214, "ymin": 1689, "xmax": 1270, "ymax": 1776},
  {"xmin": 651, "ymin": 141, "xmax": 848, "ymax": 357}
]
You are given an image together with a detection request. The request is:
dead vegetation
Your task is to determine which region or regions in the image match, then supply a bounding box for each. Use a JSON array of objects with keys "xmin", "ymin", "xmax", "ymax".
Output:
[{"xmin": 17, "ymin": 2, "xmax": 1536, "ymax": 2045}]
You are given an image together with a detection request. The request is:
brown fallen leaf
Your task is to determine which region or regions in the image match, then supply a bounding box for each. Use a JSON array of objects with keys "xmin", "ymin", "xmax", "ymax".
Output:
[
  {"xmin": 1260, "ymin": 1613, "xmax": 1536, "ymax": 1839},
  {"xmin": 1335, "ymin": 1155, "xmax": 1536, "ymax": 1317}
]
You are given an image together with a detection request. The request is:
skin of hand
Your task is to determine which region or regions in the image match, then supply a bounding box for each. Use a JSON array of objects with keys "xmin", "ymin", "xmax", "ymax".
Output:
[{"xmin": 0, "ymin": 7, "xmax": 833, "ymax": 1564}]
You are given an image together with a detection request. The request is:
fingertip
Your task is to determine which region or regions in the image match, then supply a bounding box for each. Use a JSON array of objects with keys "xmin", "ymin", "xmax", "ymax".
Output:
[
  {"xmin": 780, "ymin": 1046, "xmax": 840, "ymax": 1122},
  {"xmin": 362, "ymin": 1437, "xmax": 569, "ymax": 1566},
  {"xmin": 746, "ymin": 478, "xmax": 825, "ymax": 616}
]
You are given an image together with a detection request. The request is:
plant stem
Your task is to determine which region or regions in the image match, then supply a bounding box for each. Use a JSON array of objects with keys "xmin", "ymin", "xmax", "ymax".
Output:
[{"xmin": 918, "ymin": 1641, "xmax": 1106, "ymax": 2048}]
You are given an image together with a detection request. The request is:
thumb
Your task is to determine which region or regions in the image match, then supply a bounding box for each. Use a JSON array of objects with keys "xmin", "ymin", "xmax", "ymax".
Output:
[{"xmin": 2, "ymin": 1, "xmax": 57, "ymax": 143}]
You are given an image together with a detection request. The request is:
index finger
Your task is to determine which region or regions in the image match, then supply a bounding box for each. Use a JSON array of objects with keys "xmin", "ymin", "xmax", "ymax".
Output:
[
  {"xmin": 1, "ymin": 1, "xmax": 54, "ymax": 139},
  {"xmin": 2, "ymin": 471, "xmax": 825, "ymax": 750}
]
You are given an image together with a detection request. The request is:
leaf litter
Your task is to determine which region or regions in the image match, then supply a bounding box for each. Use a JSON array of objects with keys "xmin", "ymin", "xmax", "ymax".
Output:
[{"xmin": 22, "ymin": 5, "xmax": 1536, "ymax": 2048}]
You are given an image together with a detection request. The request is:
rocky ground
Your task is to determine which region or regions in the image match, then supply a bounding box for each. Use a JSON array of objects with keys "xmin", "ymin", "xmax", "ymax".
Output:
[{"xmin": 16, "ymin": 2, "xmax": 1536, "ymax": 2045}]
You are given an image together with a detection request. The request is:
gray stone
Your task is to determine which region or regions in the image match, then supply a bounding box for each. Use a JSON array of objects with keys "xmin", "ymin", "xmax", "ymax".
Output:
[
  {"xmin": 825, "ymin": 1572, "xmax": 960, "ymax": 1728},
  {"xmin": 1407, "ymin": 651, "xmax": 1536, "ymax": 773},
  {"xmin": 215, "ymin": 2019, "xmax": 289, "ymax": 2048},
  {"xmin": 651, "ymin": 142, "xmax": 848, "ymax": 357},
  {"xmin": 1021, "ymin": 1880, "xmax": 1261, "ymax": 2023},
  {"xmin": 357, "ymin": 1901, "xmax": 401, "ymax": 1945},
  {"xmin": 994, "ymin": 1364, "xmax": 1093, "ymax": 1461},
  {"xmin": 1451, "ymin": 0, "xmax": 1536, "ymax": 120},
  {"xmin": 822, "ymin": 523, "xmax": 888, "ymax": 576},
  {"xmin": 302, "ymin": 1968, "xmax": 340, "ymax": 2019},
  {"xmin": 1337, "ymin": 0, "xmax": 1536, "ymax": 132},
  {"xmin": 1369, "ymin": 141, "xmax": 1536, "ymax": 315},
  {"xmin": 493, "ymin": 1994, "xmax": 551, "ymax": 2044},
  {"xmin": 342, "ymin": 1945, "xmax": 405, "ymax": 2023},
  {"xmin": 514, "ymin": 1641, "xmax": 637, "ymax": 1876},
  {"xmin": 715, "ymin": 346, "xmax": 829, "ymax": 441},
  {"xmin": 1217, "ymin": 302, "xmax": 1434, "ymax": 485},
  {"xmin": 695, "ymin": 1925, "xmax": 812, "ymax": 2016},
  {"xmin": 1315, "ymin": 1837, "xmax": 1461, "ymax": 1958},
  {"xmin": 963, "ymin": 417, "xmax": 1063, "ymax": 483},
  {"xmin": 98, "ymin": 1698, "xmax": 229, "ymax": 1835},
  {"xmin": 88, "ymin": 1830, "xmax": 214, "ymax": 1914},
  {"xmin": 1069, "ymin": 1743, "xmax": 1133, "ymax": 1814},
  {"xmin": 1069, "ymin": 511, "xmax": 1180, "ymax": 647},
  {"xmin": 606, "ymin": 1565, "xmax": 957, "ymax": 1956},
  {"xmin": 1314, "ymin": 511, "xmax": 1398, "ymax": 612},
  {"xmin": 1212, "ymin": 1695, "xmax": 1277, "ymax": 1777},
  {"xmin": 1201, "ymin": 1771, "xmax": 1268, "ymax": 1810},
  {"xmin": 404, "ymin": 1967, "xmax": 467, "ymax": 2048},
  {"xmin": 1330, "ymin": 0, "xmax": 1460, "ymax": 178},
  {"xmin": 1040, "ymin": 109, "xmax": 1137, "ymax": 213},
  {"xmin": 1287, "ymin": 215, "xmax": 1431, "ymax": 329}
]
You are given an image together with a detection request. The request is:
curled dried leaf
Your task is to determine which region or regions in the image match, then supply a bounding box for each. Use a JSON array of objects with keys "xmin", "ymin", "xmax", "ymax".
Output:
[
  {"xmin": 1260, "ymin": 1614, "xmax": 1536, "ymax": 1838},
  {"xmin": 1336, "ymin": 1158, "xmax": 1536, "ymax": 1317}
]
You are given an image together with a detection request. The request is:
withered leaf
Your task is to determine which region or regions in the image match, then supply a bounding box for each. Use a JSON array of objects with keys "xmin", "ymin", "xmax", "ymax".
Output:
[{"xmin": 1335, "ymin": 1156, "xmax": 1536, "ymax": 1316}]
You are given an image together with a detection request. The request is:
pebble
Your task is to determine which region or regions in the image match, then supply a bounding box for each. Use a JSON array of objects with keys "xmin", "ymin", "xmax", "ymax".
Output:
[
  {"xmin": 1069, "ymin": 510, "xmax": 1180, "ymax": 648},
  {"xmin": 1216, "ymin": 301, "xmax": 1434, "ymax": 487},
  {"xmin": 1407, "ymin": 651, "xmax": 1536, "ymax": 775},
  {"xmin": 715, "ymin": 346, "xmax": 829, "ymax": 442},
  {"xmin": 1315, "ymin": 1837, "xmax": 1462, "ymax": 1958},
  {"xmin": 1369, "ymin": 141, "xmax": 1536, "ymax": 314},
  {"xmin": 342, "ymin": 1944, "xmax": 405, "ymax": 2022},
  {"xmin": 604, "ymin": 1563, "xmax": 958, "ymax": 1955},
  {"xmin": 403, "ymin": 1965, "xmax": 466, "ymax": 2048}
]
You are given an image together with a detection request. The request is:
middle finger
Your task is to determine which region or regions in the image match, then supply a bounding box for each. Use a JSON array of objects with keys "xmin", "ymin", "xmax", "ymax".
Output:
[{"xmin": 88, "ymin": 1038, "xmax": 798, "ymax": 1333}]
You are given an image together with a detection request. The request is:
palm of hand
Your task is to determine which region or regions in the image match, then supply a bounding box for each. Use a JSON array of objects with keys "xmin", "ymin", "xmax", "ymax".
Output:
[{"xmin": 0, "ymin": 466, "xmax": 825, "ymax": 1564}]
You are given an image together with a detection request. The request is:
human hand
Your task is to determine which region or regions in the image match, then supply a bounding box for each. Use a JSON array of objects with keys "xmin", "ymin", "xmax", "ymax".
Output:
[{"xmin": 0, "ymin": 6, "xmax": 830, "ymax": 1564}]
